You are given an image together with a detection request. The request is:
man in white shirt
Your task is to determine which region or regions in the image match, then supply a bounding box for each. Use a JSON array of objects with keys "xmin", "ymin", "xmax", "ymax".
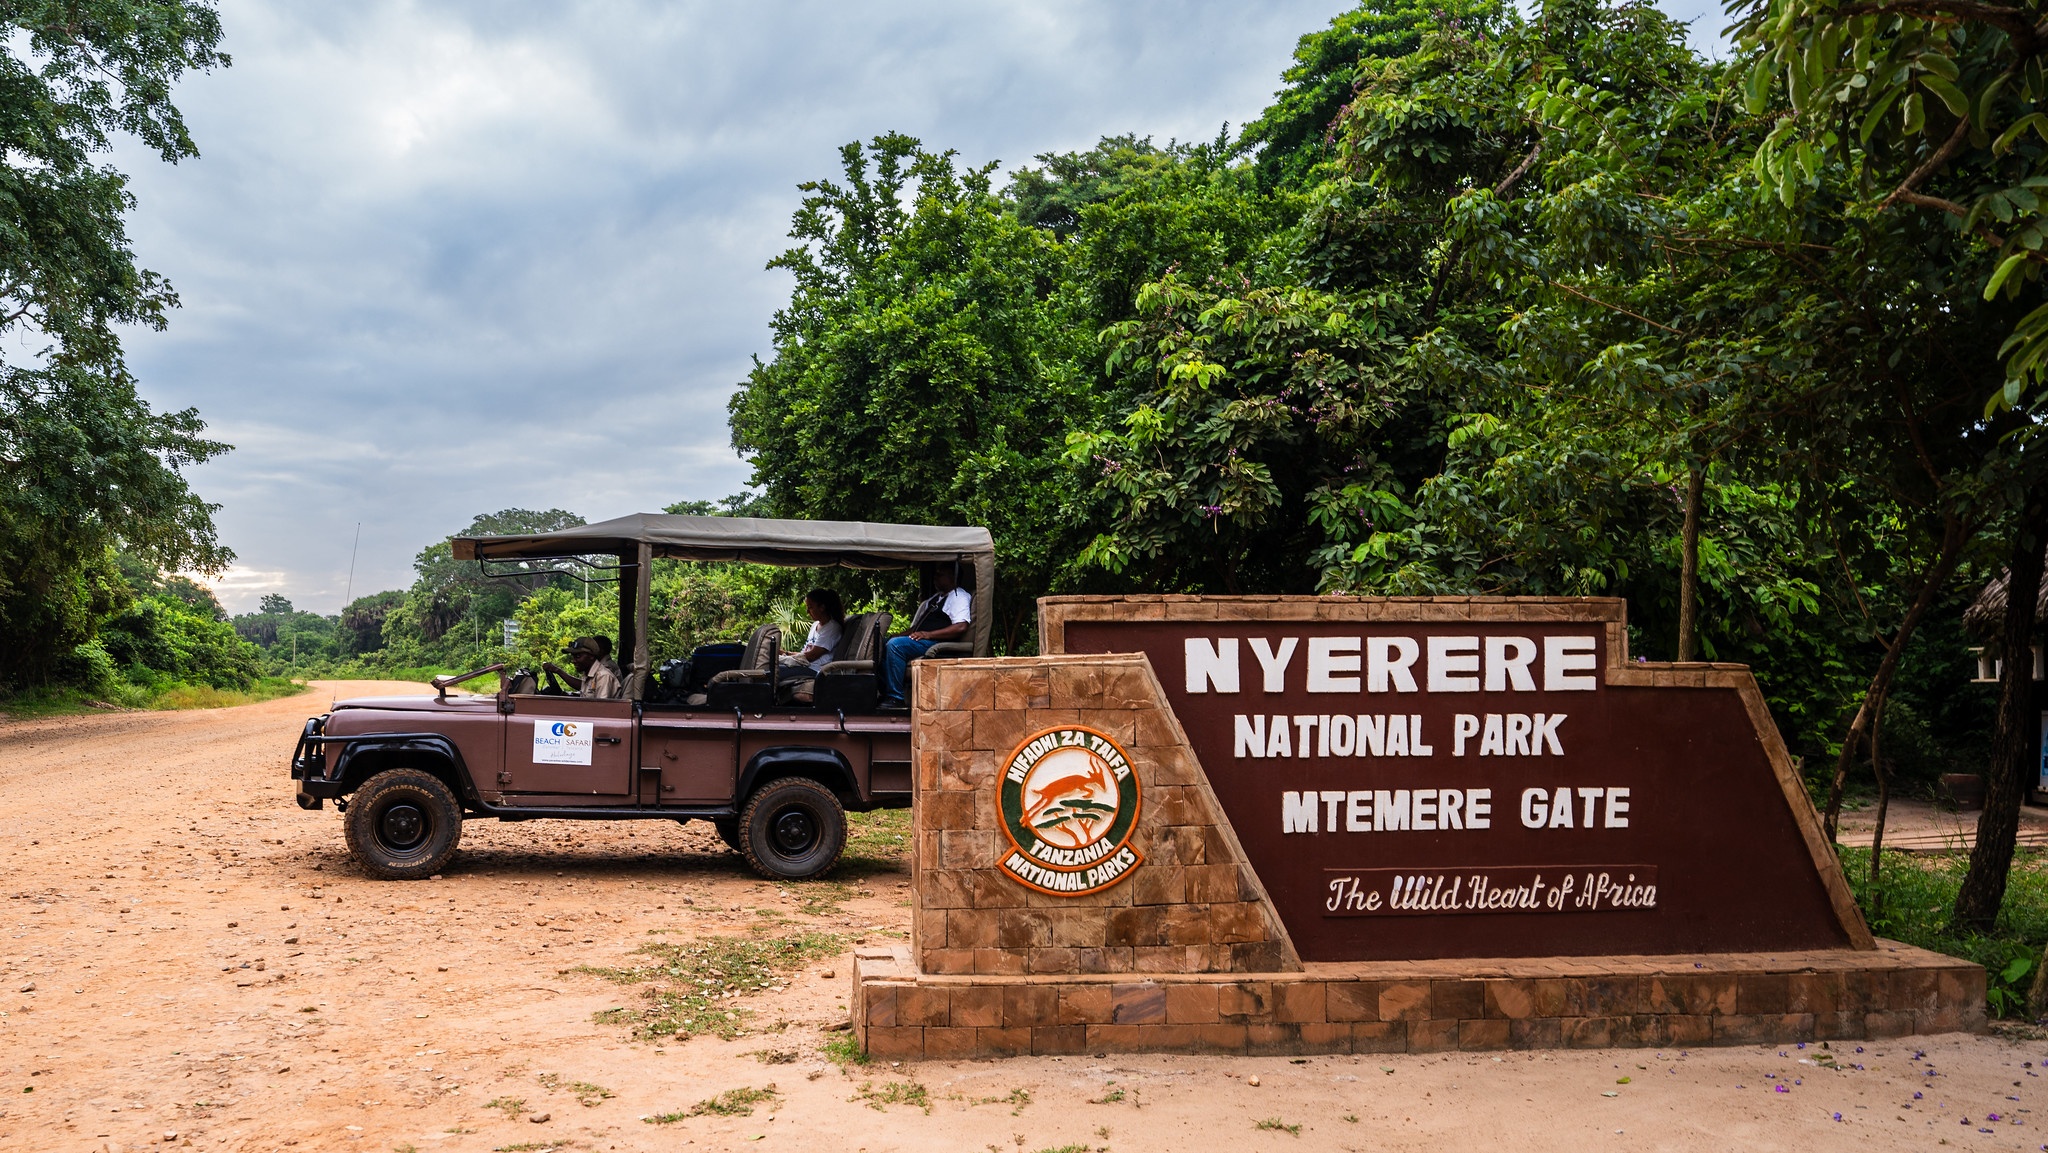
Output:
[{"xmin": 879, "ymin": 567, "xmax": 970, "ymax": 708}]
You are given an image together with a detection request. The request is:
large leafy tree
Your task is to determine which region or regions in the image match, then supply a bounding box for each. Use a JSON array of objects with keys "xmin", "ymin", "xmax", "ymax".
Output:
[{"xmin": 0, "ymin": 1, "xmax": 231, "ymax": 686}]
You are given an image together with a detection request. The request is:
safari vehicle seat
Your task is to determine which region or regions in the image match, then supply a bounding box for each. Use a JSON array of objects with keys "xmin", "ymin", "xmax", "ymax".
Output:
[
  {"xmin": 811, "ymin": 611, "xmax": 890, "ymax": 712},
  {"xmin": 702, "ymin": 624, "xmax": 780, "ymax": 711}
]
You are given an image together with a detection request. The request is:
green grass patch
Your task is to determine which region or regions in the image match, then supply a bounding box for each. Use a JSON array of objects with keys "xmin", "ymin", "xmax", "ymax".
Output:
[
  {"xmin": 1841, "ymin": 846, "xmax": 2048, "ymax": 1016},
  {"xmin": 0, "ymin": 675, "xmax": 310, "ymax": 718},
  {"xmin": 822, "ymin": 1031, "xmax": 870, "ymax": 1068},
  {"xmin": 573, "ymin": 931, "xmax": 839, "ymax": 1041},
  {"xmin": 482, "ymin": 1096, "xmax": 527, "ymax": 1119},
  {"xmin": 644, "ymin": 1085, "xmax": 778, "ymax": 1123},
  {"xmin": 954, "ymin": 1087, "xmax": 1031, "ymax": 1114},
  {"xmin": 850, "ymin": 1079, "xmax": 932, "ymax": 1113},
  {"xmin": 1255, "ymin": 1117, "xmax": 1302, "ymax": 1135},
  {"xmin": 843, "ymin": 808, "xmax": 911, "ymax": 874}
]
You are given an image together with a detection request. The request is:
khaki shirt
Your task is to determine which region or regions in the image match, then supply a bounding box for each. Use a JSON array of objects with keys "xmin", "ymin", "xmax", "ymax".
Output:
[{"xmin": 579, "ymin": 659, "xmax": 625, "ymax": 700}]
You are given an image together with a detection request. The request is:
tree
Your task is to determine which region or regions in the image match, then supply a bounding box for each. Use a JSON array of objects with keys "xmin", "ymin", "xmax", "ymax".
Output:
[{"xmin": 0, "ymin": 1, "xmax": 231, "ymax": 687}]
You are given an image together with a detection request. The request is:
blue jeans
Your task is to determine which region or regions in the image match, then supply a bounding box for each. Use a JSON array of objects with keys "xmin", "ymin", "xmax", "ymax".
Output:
[{"xmin": 881, "ymin": 636, "xmax": 936, "ymax": 703}]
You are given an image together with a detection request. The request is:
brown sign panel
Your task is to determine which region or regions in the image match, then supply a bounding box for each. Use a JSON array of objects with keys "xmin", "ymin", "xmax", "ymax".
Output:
[{"xmin": 1044, "ymin": 597, "xmax": 1867, "ymax": 962}]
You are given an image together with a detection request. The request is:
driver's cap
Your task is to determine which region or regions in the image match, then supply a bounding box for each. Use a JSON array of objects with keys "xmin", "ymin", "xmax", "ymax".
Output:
[{"xmin": 565, "ymin": 636, "xmax": 599, "ymax": 657}]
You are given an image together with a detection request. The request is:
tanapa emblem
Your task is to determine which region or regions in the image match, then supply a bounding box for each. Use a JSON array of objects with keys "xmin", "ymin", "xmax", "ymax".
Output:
[{"xmin": 997, "ymin": 725, "xmax": 1143, "ymax": 895}]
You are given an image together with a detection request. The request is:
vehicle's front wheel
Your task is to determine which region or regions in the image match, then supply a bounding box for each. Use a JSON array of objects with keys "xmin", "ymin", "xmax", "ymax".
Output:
[
  {"xmin": 737, "ymin": 777, "xmax": 845, "ymax": 880},
  {"xmin": 344, "ymin": 769, "xmax": 463, "ymax": 880}
]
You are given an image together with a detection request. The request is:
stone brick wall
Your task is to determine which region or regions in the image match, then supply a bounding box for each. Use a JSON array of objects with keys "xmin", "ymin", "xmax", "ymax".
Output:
[{"xmin": 909, "ymin": 653, "xmax": 1299, "ymax": 976}]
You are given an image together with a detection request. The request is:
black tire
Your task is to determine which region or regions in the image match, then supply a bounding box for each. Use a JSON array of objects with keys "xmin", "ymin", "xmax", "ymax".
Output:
[
  {"xmin": 738, "ymin": 777, "xmax": 846, "ymax": 880},
  {"xmin": 712, "ymin": 818, "xmax": 742, "ymax": 854},
  {"xmin": 344, "ymin": 769, "xmax": 463, "ymax": 880}
]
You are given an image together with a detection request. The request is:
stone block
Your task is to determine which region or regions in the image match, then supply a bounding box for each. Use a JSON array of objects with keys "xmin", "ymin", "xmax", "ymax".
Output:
[
  {"xmin": 1509, "ymin": 1018, "xmax": 1564, "ymax": 1050},
  {"xmin": 995, "ymin": 909, "xmax": 1052, "ymax": 950},
  {"xmin": 1192, "ymin": 1024, "xmax": 1252, "ymax": 1052},
  {"xmin": 1003, "ymin": 984, "xmax": 1057, "ymax": 1028},
  {"xmin": 1410, "ymin": 1018, "xmax": 1460, "ymax": 1052},
  {"xmin": 1058, "ymin": 984, "xmax": 1113, "ymax": 1025},
  {"xmin": 1112, "ymin": 982, "xmax": 1167, "ymax": 1025},
  {"xmin": 1737, "ymin": 974, "xmax": 1790, "ymax": 1015},
  {"xmin": 1185, "ymin": 864, "xmax": 1239, "ymax": 905},
  {"xmin": 1230, "ymin": 940, "xmax": 1286, "ymax": 972},
  {"xmin": 991, "ymin": 669, "xmax": 1049, "ymax": 711},
  {"xmin": 950, "ymin": 986, "xmax": 1003, "ymax": 1028},
  {"xmin": 1167, "ymin": 984, "xmax": 1220, "ymax": 1024},
  {"xmin": 1028, "ymin": 947, "xmax": 1079, "ymax": 975},
  {"xmin": 921, "ymin": 869, "xmax": 972, "ymax": 910},
  {"xmin": 1105, "ymin": 906, "xmax": 1165, "ymax": 949},
  {"xmin": 1889, "ymin": 969, "xmax": 1938, "ymax": 1013},
  {"xmin": 1032, "ymin": 1025, "xmax": 1089, "ymax": 1055},
  {"xmin": 947, "ymin": 909, "xmax": 1000, "ymax": 950},
  {"xmin": 923, "ymin": 948, "xmax": 973, "ymax": 975},
  {"xmin": 1298, "ymin": 1021, "xmax": 1352, "ymax": 1053},
  {"xmin": 1326, "ymin": 981, "xmax": 1380, "ymax": 1022},
  {"xmin": 1813, "ymin": 1010, "xmax": 1864, "ymax": 1040},
  {"xmin": 1458, "ymin": 1018, "xmax": 1510, "ymax": 1050},
  {"xmin": 1277, "ymin": 982, "xmax": 1326, "ymax": 1024},
  {"xmin": 898, "ymin": 987, "xmax": 950, "ymax": 1028},
  {"xmin": 1129, "ymin": 866, "xmax": 1185, "ymax": 907},
  {"xmin": 1710, "ymin": 1014, "xmax": 1771, "ymax": 1044},
  {"xmin": 1580, "ymin": 976, "xmax": 1646, "ymax": 1016},
  {"xmin": 939, "ymin": 829, "xmax": 998, "ymax": 870},
  {"xmin": 1432, "ymin": 980, "xmax": 1485, "ymax": 1020},
  {"xmin": 1218, "ymin": 981, "xmax": 1275, "ymax": 1023},
  {"xmin": 1133, "ymin": 946, "xmax": 1190, "ymax": 973},
  {"xmin": 1246, "ymin": 1024, "xmax": 1304, "ymax": 1055},
  {"xmin": 1380, "ymin": 981, "xmax": 1432, "ymax": 1022},
  {"xmin": 1048, "ymin": 911, "xmax": 1108, "ymax": 948},
  {"xmin": 863, "ymin": 986, "xmax": 898, "ymax": 1027},
  {"xmin": 1786, "ymin": 972, "xmax": 1845, "ymax": 1015},
  {"xmin": 1665, "ymin": 1015, "xmax": 1713, "ymax": 1046},
  {"xmin": 1086, "ymin": 1024, "xmax": 1146, "ymax": 1053},
  {"xmin": 1351, "ymin": 1020, "xmax": 1409, "ymax": 1053},
  {"xmin": 976, "ymin": 1027, "xmax": 1031, "ymax": 1057},
  {"xmin": 1210, "ymin": 903, "xmax": 1267, "ymax": 945},
  {"xmin": 939, "ymin": 750, "xmax": 998, "ymax": 792},
  {"xmin": 1563, "ymin": 1017, "xmax": 1615, "ymax": 1048},
  {"xmin": 1485, "ymin": 980, "xmax": 1536, "ymax": 1020},
  {"xmin": 923, "ymin": 1026, "xmax": 980, "ymax": 1060},
  {"xmin": 1864, "ymin": 1009, "xmax": 1915, "ymax": 1038},
  {"xmin": 972, "ymin": 948, "xmax": 1026, "ymax": 976},
  {"xmin": 921, "ymin": 790, "xmax": 975, "ymax": 828},
  {"xmin": 866, "ymin": 1027, "xmax": 924, "ymax": 1061}
]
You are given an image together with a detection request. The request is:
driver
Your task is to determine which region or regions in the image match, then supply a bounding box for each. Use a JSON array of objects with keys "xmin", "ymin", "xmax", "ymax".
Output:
[{"xmin": 543, "ymin": 636, "xmax": 624, "ymax": 699}]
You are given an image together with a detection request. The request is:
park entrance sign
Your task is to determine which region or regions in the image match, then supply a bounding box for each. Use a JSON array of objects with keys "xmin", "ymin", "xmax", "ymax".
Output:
[
  {"xmin": 851, "ymin": 597, "xmax": 1986, "ymax": 1060},
  {"xmin": 1051, "ymin": 601, "xmax": 1857, "ymax": 961}
]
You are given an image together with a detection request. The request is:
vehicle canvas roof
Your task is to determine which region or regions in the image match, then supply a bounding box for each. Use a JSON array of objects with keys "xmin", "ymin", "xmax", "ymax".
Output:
[
  {"xmin": 452, "ymin": 513, "xmax": 997, "ymax": 674},
  {"xmin": 450, "ymin": 512, "xmax": 993, "ymax": 568}
]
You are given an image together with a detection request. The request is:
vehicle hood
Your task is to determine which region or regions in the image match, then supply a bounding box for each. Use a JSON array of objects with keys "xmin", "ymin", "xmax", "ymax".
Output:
[{"xmin": 329, "ymin": 694, "xmax": 495, "ymax": 713}]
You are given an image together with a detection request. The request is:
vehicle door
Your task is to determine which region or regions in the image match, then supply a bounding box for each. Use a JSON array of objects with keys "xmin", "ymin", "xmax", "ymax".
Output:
[{"xmin": 499, "ymin": 695, "xmax": 635, "ymax": 801}]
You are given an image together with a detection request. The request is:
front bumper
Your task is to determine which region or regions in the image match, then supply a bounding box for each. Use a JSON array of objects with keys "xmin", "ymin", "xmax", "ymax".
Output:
[{"xmin": 292, "ymin": 714, "xmax": 338, "ymax": 808}]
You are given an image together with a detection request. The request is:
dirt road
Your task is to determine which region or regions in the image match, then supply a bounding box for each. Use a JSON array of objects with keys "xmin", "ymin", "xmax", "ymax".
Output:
[{"xmin": 1, "ymin": 683, "xmax": 2043, "ymax": 1152}]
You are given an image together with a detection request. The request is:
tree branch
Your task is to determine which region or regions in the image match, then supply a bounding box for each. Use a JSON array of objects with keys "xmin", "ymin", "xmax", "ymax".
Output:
[
  {"xmin": 1881, "ymin": 113, "xmax": 1974, "ymax": 212},
  {"xmin": 1549, "ymin": 281, "xmax": 1685, "ymax": 334},
  {"xmin": 1834, "ymin": 0, "xmax": 2047, "ymax": 53},
  {"xmin": 1494, "ymin": 141, "xmax": 1543, "ymax": 199}
]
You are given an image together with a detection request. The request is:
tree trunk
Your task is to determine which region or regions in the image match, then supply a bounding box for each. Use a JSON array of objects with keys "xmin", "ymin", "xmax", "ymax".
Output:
[
  {"xmin": 1867, "ymin": 693, "xmax": 1890, "ymax": 896},
  {"xmin": 1677, "ymin": 464, "xmax": 1705, "ymax": 662},
  {"xmin": 1954, "ymin": 484, "xmax": 2048, "ymax": 932},
  {"xmin": 1819, "ymin": 523, "xmax": 1969, "ymax": 842}
]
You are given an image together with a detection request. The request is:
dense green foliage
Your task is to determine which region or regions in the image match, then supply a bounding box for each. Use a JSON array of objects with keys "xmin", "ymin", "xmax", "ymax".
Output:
[
  {"xmin": 0, "ymin": 2, "xmax": 235, "ymax": 697},
  {"xmin": 727, "ymin": 0, "xmax": 2035, "ymax": 807},
  {"xmin": 1843, "ymin": 847, "xmax": 2048, "ymax": 1016}
]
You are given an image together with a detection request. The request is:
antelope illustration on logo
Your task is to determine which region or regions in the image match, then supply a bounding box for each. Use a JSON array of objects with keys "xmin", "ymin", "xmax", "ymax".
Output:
[{"xmin": 1023, "ymin": 754, "xmax": 1115, "ymax": 848}]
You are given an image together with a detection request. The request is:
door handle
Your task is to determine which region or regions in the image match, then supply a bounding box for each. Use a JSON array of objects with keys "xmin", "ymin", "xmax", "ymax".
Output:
[{"xmin": 597, "ymin": 736, "xmax": 622, "ymax": 745}]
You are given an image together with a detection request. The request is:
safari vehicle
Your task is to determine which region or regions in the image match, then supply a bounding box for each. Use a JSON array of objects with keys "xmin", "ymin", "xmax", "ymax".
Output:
[{"xmin": 289, "ymin": 514, "xmax": 994, "ymax": 881}]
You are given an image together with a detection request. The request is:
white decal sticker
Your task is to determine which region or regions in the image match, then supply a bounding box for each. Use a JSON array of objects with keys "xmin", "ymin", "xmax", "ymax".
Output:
[{"xmin": 532, "ymin": 719, "xmax": 593, "ymax": 765}]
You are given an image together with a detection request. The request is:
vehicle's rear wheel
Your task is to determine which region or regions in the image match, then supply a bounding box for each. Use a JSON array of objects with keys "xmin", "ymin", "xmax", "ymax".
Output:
[
  {"xmin": 737, "ymin": 777, "xmax": 845, "ymax": 880},
  {"xmin": 712, "ymin": 818, "xmax": 742, "ymax": 854},
  {"xmin": 344, "ymin": 769, "xmax": 462, "ymax": 880}
]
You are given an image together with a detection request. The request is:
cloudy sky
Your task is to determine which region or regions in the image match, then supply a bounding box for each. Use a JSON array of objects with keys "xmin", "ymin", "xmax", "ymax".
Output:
[{"xmin": 114, "ymin": 0, "xmax": 1728, "ymax": 614}]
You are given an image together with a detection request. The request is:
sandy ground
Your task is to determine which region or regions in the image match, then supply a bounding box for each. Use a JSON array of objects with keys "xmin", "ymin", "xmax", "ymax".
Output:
[
  {"xmin": 1838, "ymin": 797, "xmax": 2048, "ymax": 851},
  {"xmin": 1, "ymin": 682, "xmax": 2046, "ymax": 1153}
]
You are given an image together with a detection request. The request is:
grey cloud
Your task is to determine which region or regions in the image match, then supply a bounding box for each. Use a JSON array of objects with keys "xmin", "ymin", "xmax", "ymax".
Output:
[{"xmin": 106, "ymin": 1, "xmax": 1705, "ymax": 613}]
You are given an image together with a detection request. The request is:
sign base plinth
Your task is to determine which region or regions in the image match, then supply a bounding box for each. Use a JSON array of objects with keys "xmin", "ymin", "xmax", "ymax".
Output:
[{"xmin": 852, "ymin": 941, "xmax": 1984, "ymax": 1060}]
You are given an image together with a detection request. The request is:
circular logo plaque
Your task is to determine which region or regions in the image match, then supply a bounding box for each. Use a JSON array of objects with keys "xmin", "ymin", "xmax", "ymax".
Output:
[{"xmin": 996, "ymin": 725, "xmax": 1143, "ymax": 895}]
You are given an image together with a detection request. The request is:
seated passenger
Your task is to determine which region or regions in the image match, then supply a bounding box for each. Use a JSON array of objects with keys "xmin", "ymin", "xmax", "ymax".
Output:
[
  {"xmin": 879, "ymin": 567, "xmax": 969, "ymax": 708},
  {"xmin": 777, "ymin": 589, "xmax": 845, "ymax": 691},
  {"xmin": 543, "ymin": 636, "xmax": 625, "ymax": 699}
]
